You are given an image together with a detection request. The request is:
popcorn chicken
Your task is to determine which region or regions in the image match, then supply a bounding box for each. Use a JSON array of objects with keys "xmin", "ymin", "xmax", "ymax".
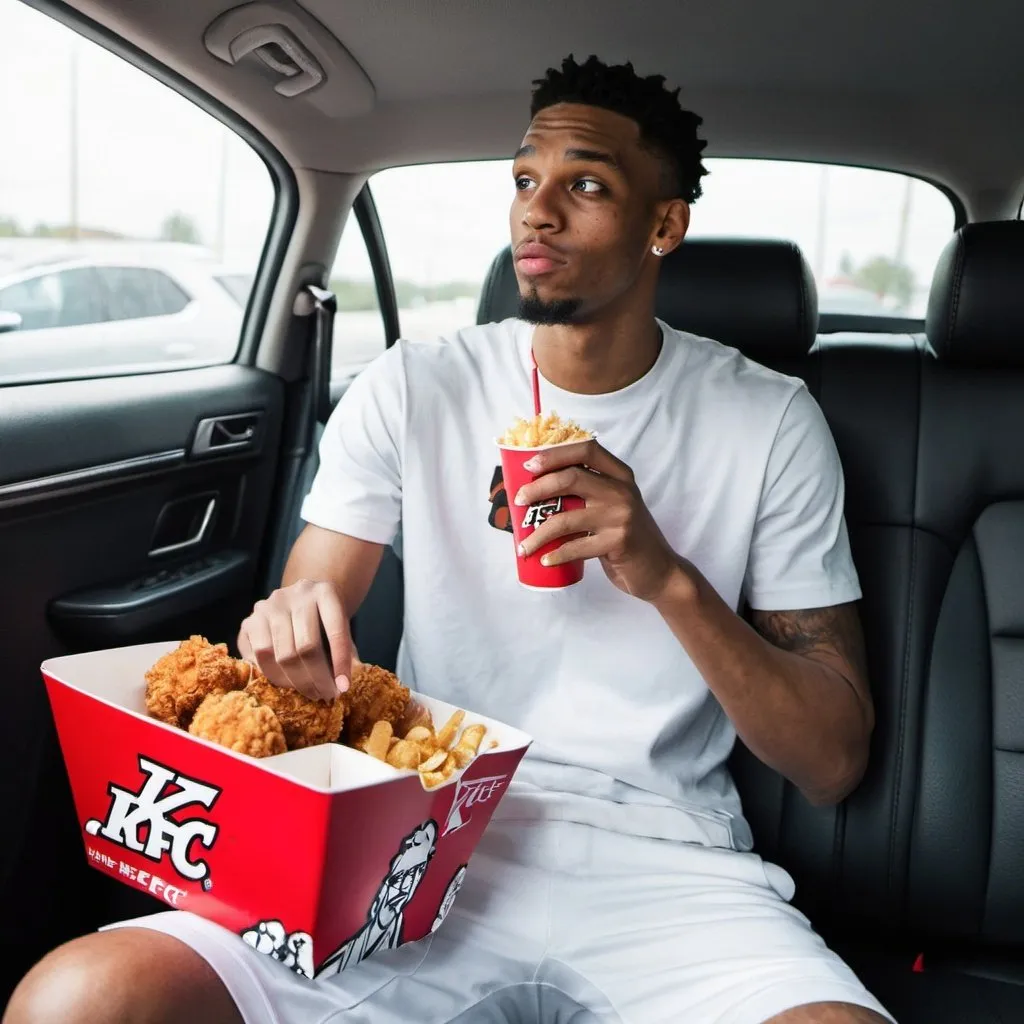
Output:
[
  {"xmin": 144, "ymin": 635, "xmax": 249, "ymax": 730},
  {"xmin": 188, "ymin": 691, "xmax": 287, "ymax": 759},
  {"xmin": 245, "ymin": 671, "xmax": 345, "ymax": 750}
]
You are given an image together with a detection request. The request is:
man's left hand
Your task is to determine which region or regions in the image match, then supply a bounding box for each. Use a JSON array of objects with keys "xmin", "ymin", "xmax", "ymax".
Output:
[{"xmin": 514, "ymin": 440, "xmax": 683, "ymax": 601}]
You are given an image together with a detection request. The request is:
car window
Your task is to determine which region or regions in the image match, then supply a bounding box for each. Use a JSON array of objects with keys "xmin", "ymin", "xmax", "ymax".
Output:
[
  {"xmin": 688, "ymin": 160, "xmax": 956, "ymax": 320},
  {"xmin": 370, "ymin": 161, "xmax": 511, "ymax": 344},
  {"xmin": 0, "ymin": 267, "xmax": 105, "ymax": 330},
  {"xmin": 364, "ymin": 158, "xmax": 956, "ymax": 362},
  {"xmin": 328, "ymin": 217, "xmax": 387, "ymax": 388},
  {"xmin": 98, "ymin": 267, "xmax": 191, "ymax": 320},
  {"xmin": 0, "ymin": 1, "xmax": 274, "ymax": 384}
]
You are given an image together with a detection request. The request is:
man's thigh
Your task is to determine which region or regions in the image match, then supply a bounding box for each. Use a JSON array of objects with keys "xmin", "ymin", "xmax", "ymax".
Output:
[
  {"xmin": 549, "ymin": 826, "xmax": 896, "ymax": 1024},
  {"xmin": 766, "ymin": 1004, "xmax": 891, "ymax": 1023},
  {"xmin": 101, "ymin": 819, "xmax": 557, "ymax": 1024}
]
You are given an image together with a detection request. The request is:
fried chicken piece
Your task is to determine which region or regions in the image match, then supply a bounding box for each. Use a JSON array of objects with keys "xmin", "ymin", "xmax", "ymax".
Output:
[
  {"xmin": 189, "ymin": 690, "xmax": 287, "ymax": 758},
  {"xmin": 342, "ymin": 663, "xmax": 410, "ymax": 746},
  {"xmin": 144, "ymin": 635, "xmax": 248, "ymax": 729},
  {"xmin": 245, "ymin": 671, "xmax": 345, "ymax": 750}
]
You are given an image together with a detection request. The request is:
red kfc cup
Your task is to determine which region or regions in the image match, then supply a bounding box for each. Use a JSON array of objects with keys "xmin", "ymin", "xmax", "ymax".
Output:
[{"xmin": 496, "ymin": 440, "xmax": 589, "ymax": 590}]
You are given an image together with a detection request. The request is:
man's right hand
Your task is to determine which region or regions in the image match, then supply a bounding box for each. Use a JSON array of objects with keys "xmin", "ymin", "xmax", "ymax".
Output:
[{"xmin": 237, "ymin": 578, "xmax": 354, "ymax": 701}]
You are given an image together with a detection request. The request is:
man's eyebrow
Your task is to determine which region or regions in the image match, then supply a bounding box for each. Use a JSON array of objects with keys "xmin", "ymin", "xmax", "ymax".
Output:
[
  {"xmin": 564, "ymin": 148, "xmax": 619, "ymax": 168},
  {"xmin": 512, "ymin": 144, "xmax": 620, "ymax": 169}
]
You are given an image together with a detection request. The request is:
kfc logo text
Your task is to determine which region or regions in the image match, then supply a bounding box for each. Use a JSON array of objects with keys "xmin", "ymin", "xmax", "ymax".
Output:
[
  {"xmin": 85, "ymin": 755, "xmax": 221, "ymax": 882},
  {"xmin": 522, "ymin": 498, "xmax": 562, "ymax": 530},
  {"xmin": 443, "ymin": 774, "xmax": 508, "ymax": 836}
]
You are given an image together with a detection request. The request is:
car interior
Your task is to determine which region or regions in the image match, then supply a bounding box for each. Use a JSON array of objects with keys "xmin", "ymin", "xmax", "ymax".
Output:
[{"xmin": 3, "ymin": 1, "xmax": 1024, "ymax": 1021}]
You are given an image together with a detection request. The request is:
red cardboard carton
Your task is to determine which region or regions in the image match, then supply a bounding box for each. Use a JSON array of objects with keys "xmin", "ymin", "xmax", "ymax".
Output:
[{"xmin": 41, "ymin": 642, "xmax": 531, "ymax": 979}]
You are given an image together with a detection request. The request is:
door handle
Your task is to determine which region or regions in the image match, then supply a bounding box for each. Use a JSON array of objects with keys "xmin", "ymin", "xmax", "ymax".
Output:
[
  {"xmin": 192, "ymin": 412, "xmax": 263, "ymax": 457},
  {"xmin": 149, "ymin": 494, "xmax": 217, "ymax": 558}
]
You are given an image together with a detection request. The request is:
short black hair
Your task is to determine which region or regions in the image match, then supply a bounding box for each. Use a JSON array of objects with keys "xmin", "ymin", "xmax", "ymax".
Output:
[{"xmin": 530, "ymin": 54, "xmax": 708, "ymax": 204}]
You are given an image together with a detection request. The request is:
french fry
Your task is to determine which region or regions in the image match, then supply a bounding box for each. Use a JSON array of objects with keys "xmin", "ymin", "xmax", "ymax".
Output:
[
  {"xmin": 404, "ymin": 726, "xmax": 433, "ymax": 743},
  {"xmin": 420, "ymin": 770, "xmax": 447, "ymax": 790},
  {"xmin": 452, "ymin": 743, "xmax": 480, "ymax": 769},
  {"xmin": 386, "ymin": 739, "xmax": 422, "ymax": 770},
  {"xmin": 459, "ymin": 723, "xmax": 486, "ymax": 752},
  {"xmin": 451, "ymin": 723, "xmax": 487, "ymax": 768},
  {"xmin": 436, "ymin": 710, "xmax": 465, "ymax": 750},
  {"xmin": 498, "ymin": 411, "xmax": 592, "ymax": 447},
  {"xmin": 362, "ymin": 720, "xmax": 392, "ymax": 761},
  {"xmin": 419, "ymin": 749, "xmax": 447, "ymax": 773}
]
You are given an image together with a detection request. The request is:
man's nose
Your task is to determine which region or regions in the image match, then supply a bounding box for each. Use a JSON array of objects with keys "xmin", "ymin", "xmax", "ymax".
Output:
[{"xmin": 523, "ymin": 182, "xmax": 562, "ymax": 232}]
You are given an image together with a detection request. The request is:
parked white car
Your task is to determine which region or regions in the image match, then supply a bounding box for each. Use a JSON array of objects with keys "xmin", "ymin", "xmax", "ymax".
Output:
[{"xmin": 0, "ymin": 243, "xmax": 254, "ymax": 384}]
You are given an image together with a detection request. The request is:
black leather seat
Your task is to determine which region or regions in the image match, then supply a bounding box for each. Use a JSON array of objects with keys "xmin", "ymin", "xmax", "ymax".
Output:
[{"xmin": 352, "ymin": 230, "xmax": 1024, "ymax": 1022}]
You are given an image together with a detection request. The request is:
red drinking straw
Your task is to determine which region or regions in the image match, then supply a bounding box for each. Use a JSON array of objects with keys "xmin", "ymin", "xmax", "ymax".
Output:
[{"xmin": 531, "ymin": 348, "xmax": 541, "ymax": 417}]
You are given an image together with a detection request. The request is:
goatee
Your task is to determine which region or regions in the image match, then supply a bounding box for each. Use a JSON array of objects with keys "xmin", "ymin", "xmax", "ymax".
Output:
[{"xmin": 518, "ymin": 293, "xmax": 583, "ymax": 326}]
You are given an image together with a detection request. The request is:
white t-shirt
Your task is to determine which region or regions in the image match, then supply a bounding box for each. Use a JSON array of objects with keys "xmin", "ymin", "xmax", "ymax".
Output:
[{"xmin": 301, "ymin": 318, "xmax": 861, "ymax": 851}]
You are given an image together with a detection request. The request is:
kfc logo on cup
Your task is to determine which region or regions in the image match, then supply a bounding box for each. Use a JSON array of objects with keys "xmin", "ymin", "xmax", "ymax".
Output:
[
  {"xmin": 521, "ymin": 497, "xmax": 563, "ymax": 530},
  {"xmin": 443, "ymin": 773, "xmax": 508, "ymax": 836},
  {"xmin": 84, "ymin": 755, "xmax": 221, "ymax": 882}
]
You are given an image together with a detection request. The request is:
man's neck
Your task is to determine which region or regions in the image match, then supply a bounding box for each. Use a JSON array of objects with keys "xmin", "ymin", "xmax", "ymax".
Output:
[{"xmin": 531, "ymin": 312, "xmax": 663, "ymax": 396}]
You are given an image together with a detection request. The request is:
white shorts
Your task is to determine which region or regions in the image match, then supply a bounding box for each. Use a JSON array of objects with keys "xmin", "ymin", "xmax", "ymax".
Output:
[{"xmin": 106, "ymin": 803, "xmax": 894, "ymax": 1024}]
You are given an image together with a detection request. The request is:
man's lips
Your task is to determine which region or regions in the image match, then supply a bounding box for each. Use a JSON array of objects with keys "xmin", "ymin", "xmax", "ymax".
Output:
[{"xmin": 515, "ymin": 242, "xmax": 567, "ymax": 276}]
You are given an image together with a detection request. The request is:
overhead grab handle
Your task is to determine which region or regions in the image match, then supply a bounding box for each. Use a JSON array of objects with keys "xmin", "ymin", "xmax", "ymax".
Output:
[
  {"xmin": 204, "ymin": 1, "xmax": 375, "ymax": 116},
  {"xmin": 227, "ymin": 24, "xmax": 324, "ymax": 97}
]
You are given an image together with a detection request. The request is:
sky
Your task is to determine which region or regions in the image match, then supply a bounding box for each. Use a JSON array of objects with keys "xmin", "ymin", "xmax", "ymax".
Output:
[{"xmin": 2, "ymin": 0, "xmax": 957, "ymax": 312}]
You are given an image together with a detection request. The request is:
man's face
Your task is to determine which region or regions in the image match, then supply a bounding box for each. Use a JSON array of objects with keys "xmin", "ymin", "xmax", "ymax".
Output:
[{"xmin": 510, "ymin": 102, "xmax": 672, "ymax": 324}]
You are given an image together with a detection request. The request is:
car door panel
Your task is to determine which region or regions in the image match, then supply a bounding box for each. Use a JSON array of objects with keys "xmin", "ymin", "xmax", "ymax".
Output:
[{"xmin": 0, "ymin": 364, "xmax": 285, "ymax": 1006}]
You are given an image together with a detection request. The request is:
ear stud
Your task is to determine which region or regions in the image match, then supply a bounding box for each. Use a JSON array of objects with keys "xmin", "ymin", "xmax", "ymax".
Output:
[{"xmin": 652, "ymin": 245, "xmax": 665, "ymax": 256}]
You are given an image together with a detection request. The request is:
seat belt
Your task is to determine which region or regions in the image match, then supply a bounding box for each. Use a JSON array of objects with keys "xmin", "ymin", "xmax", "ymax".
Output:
[
  {"xmin": 261, "ymin": 283, "xmax": 337, "ymax": 593},
  {"xmin": 303, "ymin": 283, "xmax": 337, "ymax": 435}
]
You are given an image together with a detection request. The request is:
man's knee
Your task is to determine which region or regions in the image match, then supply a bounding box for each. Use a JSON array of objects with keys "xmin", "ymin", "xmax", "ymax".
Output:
[
  {"xmin": 3, "ymin": 928, "xmax": 242, "ymax": 1024},
  {"xmin": 764, "ymin": 1002, "xmax": 890, "ymax": 1023}
]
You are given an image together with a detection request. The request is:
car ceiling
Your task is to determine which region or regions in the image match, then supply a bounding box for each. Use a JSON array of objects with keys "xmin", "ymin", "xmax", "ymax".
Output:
[{"xmin": 55, "ymin": 0, "xmax": 1024, "ymax": 217}]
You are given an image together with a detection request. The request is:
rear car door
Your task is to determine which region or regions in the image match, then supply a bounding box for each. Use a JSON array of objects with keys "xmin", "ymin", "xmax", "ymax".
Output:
[{"xmin": 0, "ymin": 3, "xmax": 295, "ymax": 1003}]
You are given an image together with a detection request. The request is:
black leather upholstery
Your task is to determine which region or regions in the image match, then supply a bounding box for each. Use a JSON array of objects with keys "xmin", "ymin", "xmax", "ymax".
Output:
[
  {"xmin": 345, "ymin": 229, "xmax": 1024, "ymax": 1022},
  {"xmin": 477, "ymin": 238, "xmax": 819, "ymax": 365},
  {"xmin": 926, "ymin": 221, "xmax": 1024, "ymax": 368},
  {"xmin": 654, "ymin": 237, "xmax": 819, "ymax": 359},
  {"xmin": 476, "ymin": 244, "xmax": 520, "ymax": 327}
]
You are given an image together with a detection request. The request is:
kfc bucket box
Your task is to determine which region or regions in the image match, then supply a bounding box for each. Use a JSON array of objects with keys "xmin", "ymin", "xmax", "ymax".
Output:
[{"xmin": 41, "ymin": 641, "xmax": 531, "ymax": 980}]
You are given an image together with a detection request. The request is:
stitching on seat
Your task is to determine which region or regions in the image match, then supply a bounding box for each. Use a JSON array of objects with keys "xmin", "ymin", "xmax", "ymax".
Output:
[
  {"xmin": 973, "ymin": 531, "xmax": 996, "ymax": 937},
  {"xmin": 947, "ymin": 230, "xmax": 967, "ymax": 358},
  {"xmin": 887, "ymin": 350, "xmax": 922, "ymax": 911}
]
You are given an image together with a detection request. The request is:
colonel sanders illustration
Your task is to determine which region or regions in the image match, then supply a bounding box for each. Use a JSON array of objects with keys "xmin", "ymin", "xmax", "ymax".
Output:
[
  {"xmin": 240, "ymin": 919, "xmax": 314, "ymax": 979},
  {"xmin": 316, "ymin": 820, "xmax": 439, "ymax": 978},
  {"xmin": 431, "ymin": 863, "xmax": 468, "ymax": 933}
]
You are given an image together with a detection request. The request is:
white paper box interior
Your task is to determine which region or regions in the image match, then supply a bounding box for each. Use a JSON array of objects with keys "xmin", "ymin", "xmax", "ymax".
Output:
[{"xmin": 43, "ymin": 641, "xmax": 532, "ymax": 791}]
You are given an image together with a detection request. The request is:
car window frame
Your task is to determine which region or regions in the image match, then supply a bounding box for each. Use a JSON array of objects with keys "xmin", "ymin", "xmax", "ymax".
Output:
[
  {"xmin": 353, "ymin": 186, "xmax": 401, "ymax": 349},
  {"xmin": 8, "ymin": 0, "xmax": 299, "ymax": 387},
  {"xmin": 326, "ymin": 186, "xmax": 400, "ymax": 405}
]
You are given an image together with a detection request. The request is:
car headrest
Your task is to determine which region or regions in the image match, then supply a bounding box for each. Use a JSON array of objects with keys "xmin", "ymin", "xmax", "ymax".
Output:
[
  {"xmin": 477, "ymin": 238, "xmax": 819, "ymax": 361},
  {"xmin": 654, "ymin": 239, "xmax": 818, "ymax": 359},
  {"xmin": 926, "ymin": 221, "xmax": 1024, "ymax": 369}
]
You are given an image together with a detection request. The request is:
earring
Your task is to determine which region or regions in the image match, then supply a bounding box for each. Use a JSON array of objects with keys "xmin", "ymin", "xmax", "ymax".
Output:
[{"xmin": 652, "ymin": 245, "xmax": 665, "ymax": 256}]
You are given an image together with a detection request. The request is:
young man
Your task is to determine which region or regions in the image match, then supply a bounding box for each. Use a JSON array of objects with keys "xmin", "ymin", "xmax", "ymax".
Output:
[{"xmin": 4, "ymin": 56, "xmax": 892, "ymax": 1024}]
